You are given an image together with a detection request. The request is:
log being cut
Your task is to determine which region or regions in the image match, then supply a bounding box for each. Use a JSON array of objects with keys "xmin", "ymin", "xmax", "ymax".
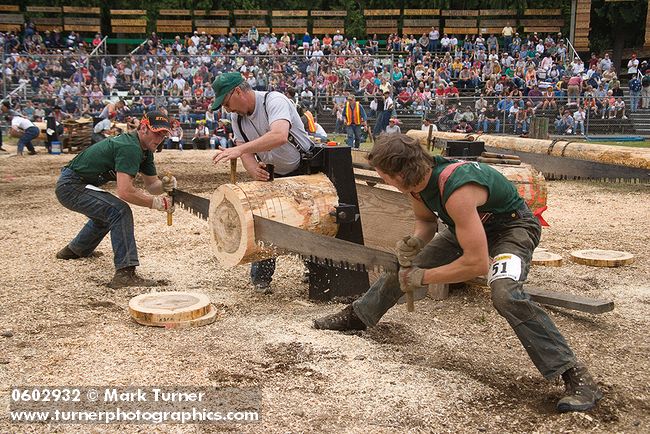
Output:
[{"xmin": 208, "ymin": 173, "xmax": 339, "ymax": 267}]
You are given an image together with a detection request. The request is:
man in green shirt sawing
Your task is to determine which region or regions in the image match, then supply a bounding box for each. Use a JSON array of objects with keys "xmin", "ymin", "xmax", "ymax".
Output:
[{"xmin": 55, "ymin": 110, "xmax": 177, "ymax": 288}]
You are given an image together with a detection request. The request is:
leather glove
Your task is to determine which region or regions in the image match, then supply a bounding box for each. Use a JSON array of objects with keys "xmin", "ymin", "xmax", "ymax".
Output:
[
  {"xmin": 161, "ymin": 175, "xmax": 177, "ymax": 194},
  {"xmin": 151, "ymin": 195, "xmax": 175, "ymax": 213},
  {"xmin": 395, "ymin": 236, "xmax": 424, "ymax": 267},
  {"xmin": 398, "ymin": 266, "xmax": 425, "ymax": 293}
]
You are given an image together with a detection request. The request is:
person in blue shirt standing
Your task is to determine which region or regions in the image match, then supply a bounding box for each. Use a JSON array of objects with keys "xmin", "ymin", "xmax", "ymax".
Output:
[{"xmin": 628, "ymin": 73, "xmax": 642, "ymax": 112}]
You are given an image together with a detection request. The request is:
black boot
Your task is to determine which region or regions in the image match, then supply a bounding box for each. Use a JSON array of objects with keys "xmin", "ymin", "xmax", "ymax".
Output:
[
  {"xmin": 557, "ymin": 363, "xmax": 603, "ymax": 412},
  {"xmin": 108, "ymin": 266, "xmax": 167, "ymax": 289},
  {"xmin": 56, "ymin": 245, "xmax": 81, "ymax": 260},
  {"xmin": 313, "ymin": 305, "xmax": 367, "ymax": 331}
]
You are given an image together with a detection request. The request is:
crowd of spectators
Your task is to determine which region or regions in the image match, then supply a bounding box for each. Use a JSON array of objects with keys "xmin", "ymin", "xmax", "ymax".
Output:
[{"xmin": 2, "ymin": 23, "xmax": 648, "ymax": 140}]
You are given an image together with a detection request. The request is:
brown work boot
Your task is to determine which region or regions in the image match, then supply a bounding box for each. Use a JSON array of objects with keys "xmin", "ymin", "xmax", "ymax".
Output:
[
  {"xmin": 56, "ymin": 245, "xmax": 81, "ymax": 260},
  {"xmin": 557, "ymin": 363, "xmax": 603, "ymax": 413},
  {"xmin": 313, "ymin": 305, "xmax": 367, "ymax": 331},
  {"xmin": 108, "ymin": 266, "xmax": 167, "ymax": 289}
]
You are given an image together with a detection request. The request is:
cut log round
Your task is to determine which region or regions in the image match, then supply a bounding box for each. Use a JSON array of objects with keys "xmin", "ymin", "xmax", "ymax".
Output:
[
  {"xmin": 129, "ymin": 292, "xmax": 211, "ymax": 325},
  {"xmin": 570, "ymin": 249, "xmax": 635, "ymax": 267},
  {"xmin": 209, "ymin": 173, "xmax": 339, "ymax": 267},
  {"xmin": 133, "ymin": 304, "xmax": 218, "ymax": 329},
  {"xmin": 532, "ymin": 251, "xmax": 563, "ymax": 266}
]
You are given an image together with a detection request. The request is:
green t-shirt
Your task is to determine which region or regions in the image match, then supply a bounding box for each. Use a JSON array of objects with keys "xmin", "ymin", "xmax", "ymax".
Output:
[
  {"xmin": 66, "ymin": 132, "xmax": 156, "ymax": 185},
  {"xmin": 418, "ymin": 156, "xmax": 524, "ymax": 232}
]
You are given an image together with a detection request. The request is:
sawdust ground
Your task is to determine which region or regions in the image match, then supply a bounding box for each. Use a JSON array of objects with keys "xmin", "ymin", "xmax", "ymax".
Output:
[{"xmin": 0, "ymin": 145, "xmax": 649, "ymax": 433}]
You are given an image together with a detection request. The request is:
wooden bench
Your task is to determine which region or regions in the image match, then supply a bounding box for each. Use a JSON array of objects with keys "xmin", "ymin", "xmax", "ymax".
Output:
[
  {"xmin": 61, "ymin": 6, "xmax": 101, "ymax": 33},
  {"xmin": 311, "ymin": 10, "xmax": 345, "ymax": 36}
]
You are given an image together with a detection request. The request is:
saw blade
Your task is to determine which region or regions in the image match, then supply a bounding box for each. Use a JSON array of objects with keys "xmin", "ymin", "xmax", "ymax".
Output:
[
  {"xmin": 253, "ymin": 215, "xmax": 399, "ymax": 274},
  {"xmin": 172, "ymin": 189, "xmax": 210, "ymax": 220}
]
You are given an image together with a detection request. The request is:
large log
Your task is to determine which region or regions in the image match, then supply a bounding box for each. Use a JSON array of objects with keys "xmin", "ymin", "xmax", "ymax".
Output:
[
  {"xmin": 209, "ymin": 173, "xmax": 339, "ymax": 267},
  {"xmin": 406, "ymin": 130, "xmax": 650, "ymax": 171}
]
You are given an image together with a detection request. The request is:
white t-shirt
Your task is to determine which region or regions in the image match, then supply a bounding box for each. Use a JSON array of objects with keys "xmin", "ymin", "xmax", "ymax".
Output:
[
  {"xmin": 12, "ymin": 116, "xmax": 35, "ymax": 130},
  {"xmin": 231, "ymin": 91, "xmax": 313, "ymax": 175},
  {"xmin": 93, "ymin": 118, "xmax": 112, "ymax": 133}
]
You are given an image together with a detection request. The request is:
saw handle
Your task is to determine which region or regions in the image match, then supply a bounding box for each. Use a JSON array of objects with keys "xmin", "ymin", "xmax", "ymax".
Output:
[
  {"xmin": 405, "ymin": 289, "xmax": 414, "ymax": 312},
  {"xmin": 165, "ymin": 172, "xmax": 173, "ymax": 226},
  {"xmin": 230, "ymin": 158, "xmax": 237, "ymax": 184}
]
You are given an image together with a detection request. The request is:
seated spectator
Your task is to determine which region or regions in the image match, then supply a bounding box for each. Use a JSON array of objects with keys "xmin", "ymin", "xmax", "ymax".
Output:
[
  {"xmin": 178, "ymin": 100, "xmax": 191, "ymax": 124},
  {"xmin": 482, "ymin": 105, "xmax": 501, "ymax": 133},
  {"xmin": 614, "ymin": 98, "xmax": 626, "ymax": 119},
  {"xmin": 541, "ymin": 87, "xmax": 557, "ymax": 110},
  {"xmin": 165, "ymin": 120, "xmax": 184, "ymax": 150},
  {"xmin": 385, "ymin": 118, "xmax": 401, "ymax": 134},
  {"xmin": 555, "ymin": 110, "xmax": 575, "ymax": 135},
  {"xmin": 452, "ymin": 119, "xmax": 473, "ymax": 133},
  {"xmin": 212, "ymin": 118, "xmax": 232, "ymax": 149},
  {"xmin": 192, "ymin": 120, "xmax": 210, "ymax": 150},
  {"xmin": 573, "ymin": 106, "xmax": 586, "ymax": 135},
  {"xmin": 421, "ymin": 118, "xmax": 438, "ymax": 132}
]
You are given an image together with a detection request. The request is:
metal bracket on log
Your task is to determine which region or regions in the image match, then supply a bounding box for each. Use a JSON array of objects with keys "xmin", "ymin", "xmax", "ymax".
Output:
[{"xmin": 329, "ymin": 203, "xmax": 360, "ymax": 224}]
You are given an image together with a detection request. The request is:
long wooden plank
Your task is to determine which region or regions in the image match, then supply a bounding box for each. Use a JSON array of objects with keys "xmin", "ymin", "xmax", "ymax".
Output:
[
  {"xmin": 195, "ymin": 27, "xmax": 229, "ymax": 35},
  {"xmin": 157, "ymin": 25, "xmax": 193, "ymax": 33},
  {"xmin": 443, "ymin": 10, "xmax": 479, "ymax": 16},
  {"xmin": 480, "ymin": 9, "xmax": 516, "ymax": 16},
  {"xmin": 480, "ymin": 19, "xmax": 516, "ymax": 27},
  {"xmin": 27, "ymin": 6, "xmax": 61, "ymax": 13},
  {"xmin": 523, "ymin": 26, "xmax": 562, "ymax": 33},
  {"xmin": 0, "ymin": 5, "xmax": 18, "ymax": 12},
  {"xmin": 367, "ymin": 19, "xmax": 398, "ymax": 27},
  {"xmin": 194, "ymin": 10, "xmax": 229, "ymax": 16},
  {"xmin": 233, "ymin": 26, "xmax": 270, "ymax": 33},
  {"xmin": 365, "ymin": 9, "xmax": 401, "ymax": 16},
  {"xmin": 403, "ymin": 18, "xmax": 440, "ymax": 26},
  {"xmin": 520, "ymin": 18, "xmax": 564, "ymax": 26},
  {"xmin": 313, "ymin": 19, "xmax": 344, "ymax": 27},
  {"xmin": 524, "ymin": 8, "xmax": 561, "ymax": 15},
  {"xmin": 111, "ymin": 19, "xmax": 146, "ymax": 26},
  {"xmin": 157, "ymin": 19, "xmax": 192, "ymax": 26},
  {"xmin": 110, "ymin": 9, "xmax": 146, "ymax": 15},
  {"xmin": 236, "ymin": 19, "xmax": 267, "ymax": 26},
  {"xmin": 524, "ymin": 287, "xmax": 614, "ymax": 314},
  {"xmin": 112, "ymin": 26, "xmax": 147, "ymax": 34},
  {"xmin": 194, "ymin": 19, "xmax": 230, "ymax": 27},
  {"xmin": 159, "ymin": 9, "xmax": 191, "ymax": 16},
  {"xmin": 366, "ymin": 27, "xmax": 398, "ymax": 34},
  {"xmin": 312, "ymin": 27, "xmax": 342, "ymax": 35},
  {"xmin": 0, "ymin": 23, "xmax": 19, "ymax": 31},
  {"xmin": 445, "ymin": 18, "xmax": 478, "ymax": 26},
  {"xmin": 403, "ymin": 27, "xmax": 440, "ymax": 35},
  {"xmin": 63, "ymin": 6, "xmax": 100, "ymax": 14},
  {"xmin": 403, "ymin": 9, "xmax": 440, "ymax": 15},
  {"xmin": 64, "ymin": 25, "xmax": 101, "ymax": 32},
  {"xmin": 271, "ymin": 10, "xmax": 307, "ymax": 17},
  {"xmin": 33, "ymin": 18, "xmax": 63, "ymax": 26},
  {"xmin": 443, "ymin": 27, "xmax": 478, "ymax": 34},
  {"xmin": 311, "ymin": 10, "xmax": 347, "ymax": 17},
  {"xmin": 234, "ymin": 10, "xmax": 268, "ymax": 15},
  {"xmin": 272, "ymin": 18, "xmax": 308, "ymax": 26},
  {"xmin": 0, "ymin": 14, "xmax": 23, "ymax": 24},
  {"xmin": 272, "ymin": 27, "xmax": 308, "ymax": 33}
]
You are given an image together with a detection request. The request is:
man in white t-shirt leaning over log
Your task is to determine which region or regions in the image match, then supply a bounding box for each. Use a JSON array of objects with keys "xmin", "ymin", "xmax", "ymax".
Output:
[{"xmin": 211, "ymin": 72, "xmax": 315, "ymax": 295}]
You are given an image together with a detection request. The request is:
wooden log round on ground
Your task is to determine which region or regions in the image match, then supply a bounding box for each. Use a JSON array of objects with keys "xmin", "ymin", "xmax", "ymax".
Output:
[
  {"xmin": 570, "ymin": 249, "xmax": 635, "ymax": 267},
  {"xmin": 208, "ymin": 173, "xmax": 339, "ymax": 267},
  {"xmin": 532, "ymin": 250, "xmax": 563, "ymax": 266},
  {"xmin": 406, "ymin": 130, "xmax": 650, "ymax": 170},
  {"xmin": 128, "ymin": 291, "xmax": 212, "ymax": 325},
  {"xmin": 134, "ymin": 304, "xmax": 218, "ymax": 329}
]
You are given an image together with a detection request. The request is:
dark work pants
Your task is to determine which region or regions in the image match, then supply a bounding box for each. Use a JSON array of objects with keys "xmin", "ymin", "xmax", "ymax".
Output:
[{"xmin": 352, "ymin": 206, "xmax": 577, "ymax": 380}]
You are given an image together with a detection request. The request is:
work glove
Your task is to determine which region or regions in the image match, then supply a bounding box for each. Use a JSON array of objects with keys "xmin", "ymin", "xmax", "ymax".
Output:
[
  {"xmin": 161, "ymin": 175, "xmax": 177, "ymax": 194},
  {"xmin": 395, "ymin": 236, "xmax": 424, "ymax": 267},
  {"xmin": 398, "ymin": 266, "xmax": 425, "ymax": 293},
  {"xmin": 151, "ymin": 195, "xmax": 175, "ymax": 213}
]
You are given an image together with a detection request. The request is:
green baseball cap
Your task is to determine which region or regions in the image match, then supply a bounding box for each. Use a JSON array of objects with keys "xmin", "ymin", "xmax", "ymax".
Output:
[{"xmin": 210, "ymin": 72, "xmax": 245, "ymax": 110}]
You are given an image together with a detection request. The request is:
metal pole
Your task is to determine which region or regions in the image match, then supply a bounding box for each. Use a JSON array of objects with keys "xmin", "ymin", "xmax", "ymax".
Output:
[{"xmin": 569, "ymin": 0, "xmax": 577, "ymax": 48}]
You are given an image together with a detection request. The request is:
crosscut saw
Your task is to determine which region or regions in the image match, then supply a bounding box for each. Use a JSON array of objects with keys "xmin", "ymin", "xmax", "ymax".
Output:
[{"xmin": 171, "ymin": 189, "xmax": 398, "ymax": 273}]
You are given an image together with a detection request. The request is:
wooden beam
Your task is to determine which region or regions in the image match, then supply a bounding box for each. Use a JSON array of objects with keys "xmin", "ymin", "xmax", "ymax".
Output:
[
  {"xmin": 445, "ymin": 18, "xmax": 478, "ymax": 26},
  {"xmin": 524, "ymin": 8, "xmax": 562, "ymax": 15},
  {"xmin": 403, "ymin": 9, "xmax": 440, "ymax": 15},
  {"xmin": 194, "ymin": 19, "xmax": 229, "ymax": 27},
  {"xmin": 272, "ymin": 27, "xmax": 308, "ymax": 34},
  {"xmin": 32, "ymin": 18, "xmax": 62, "ymax": 26},
  {"xmin": 62, "ymin": 6, "xmax": 100, "ymax": 14},
  {"xmin": 159, "ymin": 9, "xmax": 191, "ymax": 16},
  {"xmin": 112, "ymin": 26, "xmax": 147, "ymax": 34},
  {"xmin": 365, "ymin": 27, "xmax": 398, "ymax": 34},
  {"xmin": 403, "ymin": 18, "xmax": 440, "ymax": 27},
  {"xmin": 111, "ymin": 19, "xmax": 147, "ymax": 27},
  {"xmin": 523, "ymin": 26, "xmax": 563, "ymax": 33},
  {"xmin": 156, "ymin": 25, "xmax": 193, "ymax": 33},
  {"xmin": 365, "ymin": 9, "xmax": 401, "ymax": 16},
  {"xmin": 26, "ymin": 6, "xmax": 61, "ymax": 13},
  {"xmin": 520, "ymin": 18, "xmax": 564, "ymax": 26},
  {"xmin": 313, "ymin": 18, "xmax": 344, "ymax": 27},
  {"xmin": 236, "ymin": 19, "xmax": 267, "ymax": 27},
  {"xmin": 193, "ymin": 10, "xmax": 229, "ymax": 16},
  {"xmin": 0, "ymin": 14, "xmax": 23, "ymax": 24},
  {"xmin": 233, "ymin": 26, "xmax": 270, "ymax": 33},
  {"xmin": 443, "ymin": 27, "xmax": 479, "ymax": 35},
  {"xmin": 480, "ymin": 9, "xmax": 516, "ymax": 16},
  {"xmin": 195, "ymin": 27, "xmax": 229, "ymax": 35},
  {"xmin": 64, "ymin": 17, "xmax": 101, "ymax": 26},
  {"xmin": 272, "ymin": 18, "xmax": 308, "ymax": 27},
  {"xmin": 64, "ymin": 24, "xmax": 101, "ymax": 32},
  {"xmin": 312, "ymin": 27, "xmax": 343, "ymax": 35},
  {"xmin": 524, "ymin": 287, "xmax": 614, "ymax": 314},
  {"xmin": 0, "ymin": 5, "xmax": 19, "ymax": 12},
  {"xmin": 271, "ymin": 10, "xmax": 307, "ymax": 17},
  {"xmin": 311, "ymin": 10, "xmax": 347, "ymax": 17},
  {"xmin": 0, "ymin": 22, "xmax": 19, "ymax": 31},
  {"xmin": 110, "ymin": 9, "xmax": 146, "ymax": 15},
  {"xmin": 443, "ymin": 10, "xmax": 479, "ymax": 17},
  {"xmin": 233, "ymin": 10, "xmax": 268, "ymax": 16},
  {"xmin": 367, "ymin": 19, "xmax": 398, "ymax": 27},
  {"xmin": 480, "ymin": 19, "xmax": 516, "ymax": 27}
]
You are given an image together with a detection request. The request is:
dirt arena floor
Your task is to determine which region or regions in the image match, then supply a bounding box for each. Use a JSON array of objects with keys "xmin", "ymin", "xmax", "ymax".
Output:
[{"xmin": 0, "ymin": 145, "xmax": 648, "ymax": 433}]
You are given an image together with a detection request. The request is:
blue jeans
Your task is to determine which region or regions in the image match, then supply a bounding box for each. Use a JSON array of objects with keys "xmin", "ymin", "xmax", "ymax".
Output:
[
  {"xmin": 17, "ymin": 126, "xmax": 39, "ymax": 153},
  {"xmin": 483, "ymin": 119, "xmax": 501, "ymax": 133},
  {"xmin": 352, "ymin": 207, "xmax": 577, "ymax": 380},
  {"xmin": 630, "ymin": 91, "xmax": 641, "ymax": 112},
  {"xmin": 55, "ymin": 168, "xmax": 139, "ymax": 270},
  {"xmin": 346, "ymin": 124, "xmax": 363, "ymax": 148}
]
